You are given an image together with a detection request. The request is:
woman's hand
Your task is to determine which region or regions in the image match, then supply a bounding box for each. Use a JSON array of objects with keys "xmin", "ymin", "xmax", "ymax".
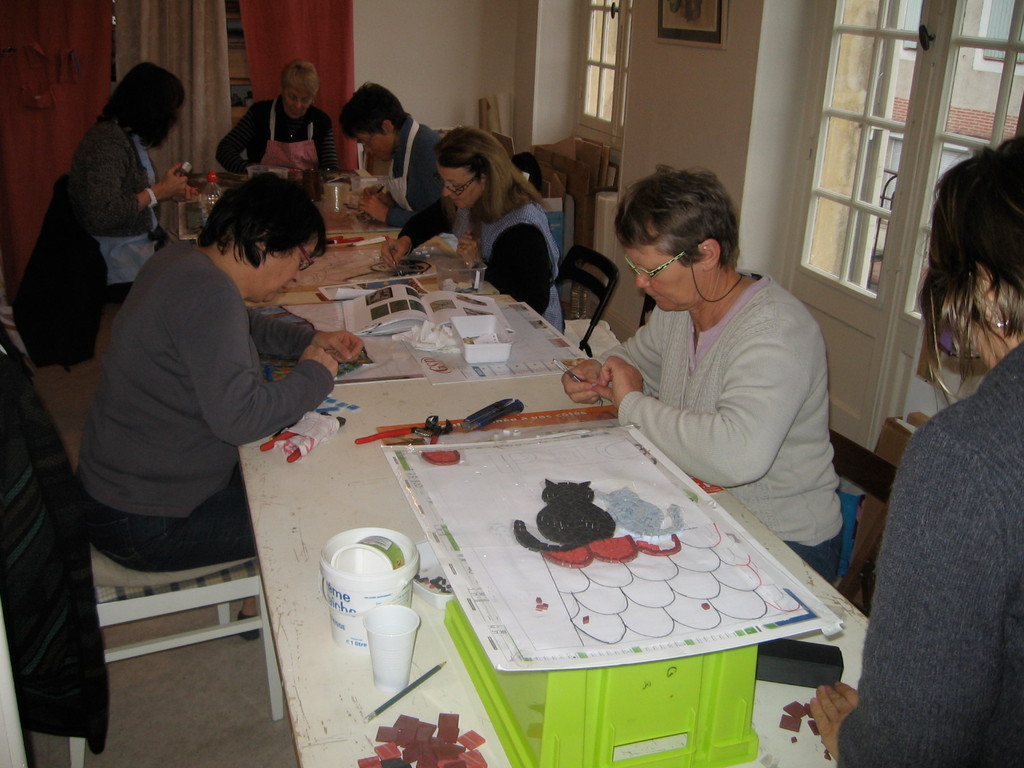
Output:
[
  {"xmin": 153, "ymin": 163, "xmax": 195, "ymax": 203},
  {"xmin": 358, "ymin": 190, "xmax": 391, "ymax": 223},
  {"xmin": 594, "ymin": 356, "xmax": 644, "ymax": 409},
  {"xmin": 561, "ymin": 359, "xmax": 605, "ymax": 405},
  {"xmin": 457, "ymin": 232, "xmax": 481, "ymax": 264},
  {"xmin": 809, "ymin": 682, "xmax": 859, "ymax": 762},
  {"xmin": 381, "ymin": 236, "xmax": 412, "ymax": 267},
  {"xmin": 312, "ymin": 331, "xmax": 365, "ymax": 362},
  {"xmin": 299, "ymin": 344, "xmax": 340, "ymax": 377}
]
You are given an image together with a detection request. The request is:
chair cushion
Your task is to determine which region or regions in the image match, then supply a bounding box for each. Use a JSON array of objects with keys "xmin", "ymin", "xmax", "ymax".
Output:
[{"xmin": 91, "ymin": 547, "xmax": 256, "ymax": 603}]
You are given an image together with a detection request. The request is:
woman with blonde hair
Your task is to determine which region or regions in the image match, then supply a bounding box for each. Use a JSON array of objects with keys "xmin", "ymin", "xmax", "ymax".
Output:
[
  {"xmin": 216, "ymin": 59, "xmax": 339, "ymax": 173},
  {"xmin": 810, "ymin": 136, "xmax": 1024, "ymax": 766},
  {"xmin": 383, "ymin": 126, "xmax": 563, "ymax": 328}
]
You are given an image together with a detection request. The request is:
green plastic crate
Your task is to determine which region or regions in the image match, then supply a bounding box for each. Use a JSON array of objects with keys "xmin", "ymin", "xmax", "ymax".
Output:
[{"xmin": 446, "ymin": 600, "xmax": 758, "ymax": 768}]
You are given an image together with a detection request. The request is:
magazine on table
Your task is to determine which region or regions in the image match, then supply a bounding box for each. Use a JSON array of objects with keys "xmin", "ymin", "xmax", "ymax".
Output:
[{"xmin": 340, "ymin": 283, "xmax": 505, "ymax": 336}]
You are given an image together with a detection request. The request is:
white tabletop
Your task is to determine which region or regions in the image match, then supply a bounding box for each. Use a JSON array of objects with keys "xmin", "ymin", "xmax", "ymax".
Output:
[{"xmin": 239, "ymin": 372, "xmax": 867, "ymax": 767}]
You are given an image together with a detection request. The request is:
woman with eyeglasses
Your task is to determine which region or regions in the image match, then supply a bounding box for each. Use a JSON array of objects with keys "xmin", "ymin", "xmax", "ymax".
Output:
[
  {"xmin": 78, "ymin": 175, "xmax": 362, "ymax": 612},
  {"xmin": 561, "ymin": 165, "xmax": 842, "ymax": 580},
  {"xmin": 381, "ymin": 126, "xmax": 563, "ymax": 329},
  {"xmin": 809, "ymin": 137, "xmax": 1024, "ymax": 766}
]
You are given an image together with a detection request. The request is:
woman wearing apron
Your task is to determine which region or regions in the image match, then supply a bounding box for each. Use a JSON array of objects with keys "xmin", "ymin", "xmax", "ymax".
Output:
[
  {"xmin": 381, "ymin": 127, "xmax": 564, "ymax": 330},
  {"xmin": 216, "ymin": 59, "xmax": 339, "ymax": 174},
  {"xmin": 68, "ymin": 62, "xmax": 196, "ymax": 300},
  {"xmin": 340, "ymin": 82, "xmax": 443, "ymax": 227}
]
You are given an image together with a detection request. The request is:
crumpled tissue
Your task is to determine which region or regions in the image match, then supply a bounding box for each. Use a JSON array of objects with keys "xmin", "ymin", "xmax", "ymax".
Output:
[
  {"xmin": 394, "ymin": 321, "xmax": 459, "ymax": 352},
  {"xmin": 276, "ymin": 411, "xmax": 340, "ymax": 460}
]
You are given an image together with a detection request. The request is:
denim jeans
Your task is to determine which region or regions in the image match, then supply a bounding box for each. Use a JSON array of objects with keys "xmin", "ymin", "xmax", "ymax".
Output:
[
  {"xmin": 83, "ymin": 465, "xmax": 255, "ymax": 571},
  {"xmin": 786, "ymin": 531, "xmax": 842, "ymax": 583}
]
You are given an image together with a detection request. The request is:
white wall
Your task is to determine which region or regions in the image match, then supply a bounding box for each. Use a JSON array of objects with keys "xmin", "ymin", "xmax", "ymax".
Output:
[
  {"xmin": 352, "ymin": 1, "xmax": 520, "ymax": 132},
  {"xmin": 741, "ymin": 0, "xmax": 821, "ymax": 282}
]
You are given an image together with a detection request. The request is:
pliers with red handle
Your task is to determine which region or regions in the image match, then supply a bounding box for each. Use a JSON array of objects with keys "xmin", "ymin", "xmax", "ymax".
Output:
[{"xmin": 355, "ymin": 415, "xmax": 453, "ymax": 445}]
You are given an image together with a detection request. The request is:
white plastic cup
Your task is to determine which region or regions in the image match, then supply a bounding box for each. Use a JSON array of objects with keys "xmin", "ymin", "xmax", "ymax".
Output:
[{"xmin": 364, "ymin": 604, "xmax": 421, "ymax": 692}]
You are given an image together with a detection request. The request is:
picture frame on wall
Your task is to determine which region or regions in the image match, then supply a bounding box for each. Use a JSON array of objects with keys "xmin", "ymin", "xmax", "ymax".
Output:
[{"xmin": 657, "ymin": 0, "xmax": 728, "ymax": 48}]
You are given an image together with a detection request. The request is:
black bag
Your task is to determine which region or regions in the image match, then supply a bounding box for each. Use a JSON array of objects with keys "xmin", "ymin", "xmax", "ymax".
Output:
[{"xmin": 13, "ymin": 174, "xmax": 107, "ymax": 368}]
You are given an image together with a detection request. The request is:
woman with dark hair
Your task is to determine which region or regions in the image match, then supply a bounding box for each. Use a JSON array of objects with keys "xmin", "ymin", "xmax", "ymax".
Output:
[
  {"xmin": 78, "ymin": 175, "xmax": 363, "ymax": 595},
  {"xmin": 69, "ymin": 62, "xmax": 196, "ymax": 298},
  {"xmin": 339, "ymin": 82, "xmax": 442, "ymax": 226},
  {"xmin": 382, "ymin": 126, "xmax": 563, "ymax": 328},
  {"xmin": 561, "ymin": 166, "xmax": 842, "ymax": 579},
  {"xmin": 810, "ymin": 136, "xmax": 1024, "ymax": 766}
]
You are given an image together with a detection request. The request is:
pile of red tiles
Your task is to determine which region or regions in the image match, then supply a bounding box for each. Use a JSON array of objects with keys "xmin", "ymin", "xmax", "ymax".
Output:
[
  {"xmin": 778, "ymin": 700, "xmax": 831, "ymax": 761},
  {"xmin": 358, "ymin": 712, "xmax": 487, "ymax": 768}
]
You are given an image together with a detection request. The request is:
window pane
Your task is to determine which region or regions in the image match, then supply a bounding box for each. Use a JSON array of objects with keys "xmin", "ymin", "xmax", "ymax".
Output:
[
  {"xmin": 603, "ymin": 11, "xmax": 619, "ymax": 65},
  {"xmin": 599, "ymin": 67, "xmax": 615, "ymax": 121},
  {"xmin": 900, "ymin": 0, "xmax": 923, "ymax": 31},
  {"xmin": 841, "ymin": 0, "xmax": 880, "ymax": 27},
  {"xmin": 847, "ymin": 211, "xmax": 886, "ymax": 292},
  {"xmin": 589, "ymin": 10, "xmax": 604, "ymax": 61},
  {"xmin": 1007, "ymin": 77, "xmax": 1023, "ymax": 140},
  {"xmin": 872, "ymin": 35, "xmax": 915, "ymax": 121},
  {"xmin": 809, "ymin": 197, "xmax": 851, "ymax": 279},
  {"xmin": 832, "ymin": 33, "xmax": 875, "ymax": 113},
  {"xmin": 947, "ymin": 46, "xmax": 1003, "ymax": 141},
  {"xmin": 856, "ymin": 127, "xmax": 902, "ymax": 208},
  {"xmin": 820, "ymin": 118, "xmax": 863, "ymax": 198},
  {"xmin": 585, "ymin": 65, "xmax": 600, "ymax": 117}
]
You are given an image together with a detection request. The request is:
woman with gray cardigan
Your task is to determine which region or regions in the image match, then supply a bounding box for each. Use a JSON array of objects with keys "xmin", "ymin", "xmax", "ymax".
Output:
[
  {"xmin": 560, "ymin": 166, "xmax": 842, "ymax": 580},
  {"xmin": 69, "ymin": 62, "xmax": 195, "ymax": 300}
]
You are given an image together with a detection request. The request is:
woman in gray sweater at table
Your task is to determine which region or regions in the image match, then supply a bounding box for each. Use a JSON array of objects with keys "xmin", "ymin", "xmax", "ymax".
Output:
[
  {"xmin": 79, "ymin": 176, "xmax": 363, "ymax": 612},
  {"xmin": 561, "ymin": 166, "xmax": 841, "ymax": 580},
  {"xmin": 810, "ymin": 137, "xmax": 1024, "ymax": 766}
]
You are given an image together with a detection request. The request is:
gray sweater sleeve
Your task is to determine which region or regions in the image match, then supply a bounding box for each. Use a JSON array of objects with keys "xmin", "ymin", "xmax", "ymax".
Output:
[{"xmin": 68, "ymin": 121, "xmax": 152, "ymax": 236}]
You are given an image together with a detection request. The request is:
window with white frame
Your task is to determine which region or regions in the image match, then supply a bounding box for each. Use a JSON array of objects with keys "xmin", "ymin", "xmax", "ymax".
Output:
[{"xmin": 578, "ymin": 0, "xmax": 632, "ymax": 145}]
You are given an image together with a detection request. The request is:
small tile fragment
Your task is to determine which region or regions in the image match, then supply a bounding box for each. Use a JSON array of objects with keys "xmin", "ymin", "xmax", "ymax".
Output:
[
  {"xmin": 457, "ymin": 730, "xmax": 486, "ymax": 750},
  {"xmin": 779, "ymin": 713, "xmax": 801, "ymax": 733},
  {"xmin": 783, "ymin": 700, "xmax": 807, "ymax": 719}
]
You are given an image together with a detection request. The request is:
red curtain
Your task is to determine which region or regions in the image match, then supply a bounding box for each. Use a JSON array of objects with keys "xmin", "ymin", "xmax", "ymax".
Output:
[
  {"xmin": 239, "ymin": 0, "xmax": 357, "ymax": 170},
  {"xmin": 0, "ymin": 0, "xmax": 112, "ymax": 301}
]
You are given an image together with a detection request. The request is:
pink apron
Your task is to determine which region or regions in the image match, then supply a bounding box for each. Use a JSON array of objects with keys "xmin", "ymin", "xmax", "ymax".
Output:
[{"xmin": 261, "ymin": 98, "xmax": 319, "ymax": 170}]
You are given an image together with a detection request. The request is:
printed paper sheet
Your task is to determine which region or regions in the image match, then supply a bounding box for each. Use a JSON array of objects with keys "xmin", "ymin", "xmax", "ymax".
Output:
[{"xmin": 383, "ymin": 426, "xmax": 842, "ymax": 671}]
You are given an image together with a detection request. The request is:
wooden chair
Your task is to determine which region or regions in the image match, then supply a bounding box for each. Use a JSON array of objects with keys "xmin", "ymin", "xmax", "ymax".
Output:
[
  {"xmin": 68, "ymin": 551, "xmax": 283, "ymax": 767},
  {"xmin": 831, "ymin": 417, "xmax": 919, "ymax": 614},
  {"xmin": 556, "ymin": 245, "xmax": 619, "ymax": 356}
]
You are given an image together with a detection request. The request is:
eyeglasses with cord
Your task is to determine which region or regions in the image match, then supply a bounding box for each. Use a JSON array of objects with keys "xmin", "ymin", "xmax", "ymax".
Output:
[
  {"xmin": 434, "ymin": 171, "xmax": 478, "ymax": 197},
  {"xmin": 623, "ymin": 249, "xmax": 687, "ymax": 279}
]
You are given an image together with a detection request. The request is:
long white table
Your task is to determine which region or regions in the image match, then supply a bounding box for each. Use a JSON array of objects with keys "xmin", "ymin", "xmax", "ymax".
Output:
[{"xmin": 239, "ymin": 372, "xmax": 867, "ymax": 767}]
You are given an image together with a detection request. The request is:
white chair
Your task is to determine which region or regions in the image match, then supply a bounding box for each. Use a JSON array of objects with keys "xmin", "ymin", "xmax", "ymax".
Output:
[{"xmin": 68, "ymin": 549, "xmax": 283, "ymax": 767}]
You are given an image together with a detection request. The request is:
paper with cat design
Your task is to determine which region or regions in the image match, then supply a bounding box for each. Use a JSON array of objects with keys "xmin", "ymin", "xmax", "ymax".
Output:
[{"xmin": 384, "ymin": 426, "xmax": 842, "ymax": 671}]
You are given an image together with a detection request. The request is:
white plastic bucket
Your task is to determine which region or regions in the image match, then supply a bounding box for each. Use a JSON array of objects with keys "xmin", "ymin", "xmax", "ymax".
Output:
[{"xmin": 320, "ymin": 527, "xmax": 419, "ymax": 652}]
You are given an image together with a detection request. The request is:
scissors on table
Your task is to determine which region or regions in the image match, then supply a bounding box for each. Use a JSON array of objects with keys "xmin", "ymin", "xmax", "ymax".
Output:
[{"xmin": 354, "ymin": 415, "xmax": 453, "ymax": 445}]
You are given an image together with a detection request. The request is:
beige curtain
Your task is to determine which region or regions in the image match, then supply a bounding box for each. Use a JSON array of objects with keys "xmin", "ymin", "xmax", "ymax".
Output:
[{"xmin": 115, "ymin": 0, "xmax": 231, "ymax": 183}]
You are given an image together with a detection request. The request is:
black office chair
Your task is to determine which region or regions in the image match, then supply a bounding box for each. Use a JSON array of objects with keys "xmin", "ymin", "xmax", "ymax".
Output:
[{"xmin": 555, "ymin": 245, "xmax": 619, "ymax": 357}]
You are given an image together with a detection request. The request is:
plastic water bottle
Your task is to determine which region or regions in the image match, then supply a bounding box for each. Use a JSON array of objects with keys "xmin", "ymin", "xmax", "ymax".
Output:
[{"xmin": 199, "ymin": 170, "xmax": 223, "ymax": 227}]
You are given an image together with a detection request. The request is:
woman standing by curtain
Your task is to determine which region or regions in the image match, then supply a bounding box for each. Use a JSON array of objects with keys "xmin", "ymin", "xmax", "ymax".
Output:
[{"xmin": 68, "ymin": 62, "xmax": 195, "ymax": 301}]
